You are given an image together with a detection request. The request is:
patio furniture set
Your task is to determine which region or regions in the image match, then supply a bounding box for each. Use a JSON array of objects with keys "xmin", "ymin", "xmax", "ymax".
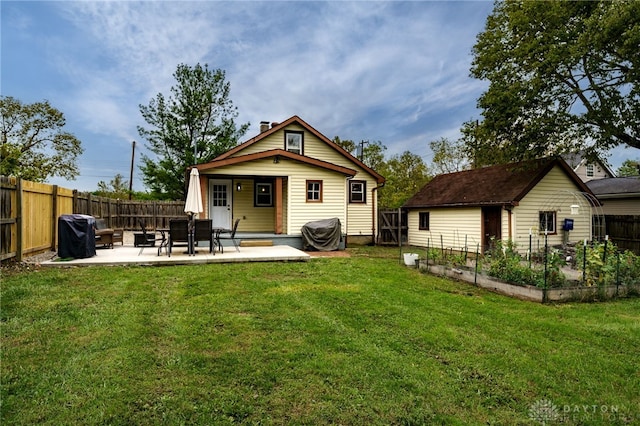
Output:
[{"xmin": 135, "ymin": 218, "xmax": 241, "ymax": 257}]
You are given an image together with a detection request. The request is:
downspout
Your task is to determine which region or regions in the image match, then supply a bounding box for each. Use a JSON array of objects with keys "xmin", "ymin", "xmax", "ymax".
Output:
[{"xmin": 372, "ymin": 183, "xmax": 385, "ymax": 245}]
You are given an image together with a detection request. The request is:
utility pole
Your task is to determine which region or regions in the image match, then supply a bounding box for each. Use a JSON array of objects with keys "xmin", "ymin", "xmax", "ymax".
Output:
[
  {"xmin": 128, "ymin": 141, "xmax": 135, "ymax": 200},
  {"xmin": 358, "ymin": 140, "xmax": 369, "ymax": 162}
]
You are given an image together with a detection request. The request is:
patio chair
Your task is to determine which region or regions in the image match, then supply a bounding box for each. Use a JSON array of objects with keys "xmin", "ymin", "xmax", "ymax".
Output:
[
  {"xmin": 168, "ymin": 219, "xmax": 190, "ymax": 257},
  {"xmin": 136, "ymin": 219, "xmax": 165, "ymax": 256},
  {"xmin": 218, "ymin": 218, "xmax": 241, "ymax": 253},
  {"xmin": 194, "ymin": 219, "xmax": 213, "ymax": 254},
  {"xmin": 94, "ymin": 218, "xmax": 117, "ymax": 249}
]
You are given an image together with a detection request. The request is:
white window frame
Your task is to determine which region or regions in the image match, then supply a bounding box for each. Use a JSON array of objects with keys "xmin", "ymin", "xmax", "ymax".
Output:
[
  {"xmin": 285, "ymin": 131, "xmax": 303, "ymax": 155},
  {"xmin": 349, "ymin": 180, "xmax": 366, "ymax": 203}
]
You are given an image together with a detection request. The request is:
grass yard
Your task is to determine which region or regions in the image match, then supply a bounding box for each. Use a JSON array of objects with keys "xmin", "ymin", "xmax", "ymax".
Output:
[{"xmin": 2, "ymin": 247, "xmax": 639, "ymax": 425}]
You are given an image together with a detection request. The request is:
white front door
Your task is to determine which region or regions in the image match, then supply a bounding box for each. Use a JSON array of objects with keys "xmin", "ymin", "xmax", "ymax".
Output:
[{"xmin": 209, "ymin": 179, "xmax": 232, "ymax": 229}]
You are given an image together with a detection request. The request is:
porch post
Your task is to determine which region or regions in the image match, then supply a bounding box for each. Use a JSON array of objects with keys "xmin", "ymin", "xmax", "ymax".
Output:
[{"xmin": 275, "ymin": 177, "xmax": 283, "ymax": 234}]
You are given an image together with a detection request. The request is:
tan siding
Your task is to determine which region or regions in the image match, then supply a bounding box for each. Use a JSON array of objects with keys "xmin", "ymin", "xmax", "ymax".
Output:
[
  {"xmin": 287, "ymin": 169, "xmax": 347, "ymax": 233},
  {"xmin": 598, "ymin": 198, "xmax": 640, "ymax": 215},
  {"xmin": 232, "ymin": 178, "xmax": 275, "ymax": 232},
  {"xmin": 346, "ymin": 176, "xmax": 379, "ymax": 236},
  {"xmin": 408, "ymin": 208, "xmax": 482, "ymax": 250},
  {"xmin": 574, "ymin": 162, "xmax": 612, "ymax": 182},
  {"xmin": 513, "ymin": 165, "xmax": 591, "ymax": 251}
]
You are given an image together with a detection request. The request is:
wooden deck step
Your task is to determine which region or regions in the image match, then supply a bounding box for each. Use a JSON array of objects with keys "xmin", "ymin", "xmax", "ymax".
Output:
[{"xmin": 240, "ymin": 240, "xmax": 273, "ymax": 247}]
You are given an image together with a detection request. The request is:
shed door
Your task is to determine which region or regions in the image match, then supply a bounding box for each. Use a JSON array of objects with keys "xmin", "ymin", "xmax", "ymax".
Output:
[
  {"xmin": 482, "ymin": 206, "xmax": 501, "ymax": 253},
  {"xmin": 209, "ymin": 179, "xmax": 232, "ymax": 229}
]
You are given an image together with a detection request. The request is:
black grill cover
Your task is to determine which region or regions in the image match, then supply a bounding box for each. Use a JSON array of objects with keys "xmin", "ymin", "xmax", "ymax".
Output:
[
  {"xmin": 301, "ymin": 217, "xmax": 342, "ymax": 251},
  {"xmin": 58, "ymin": 214, "xmax": 96, "ymax": 259}
]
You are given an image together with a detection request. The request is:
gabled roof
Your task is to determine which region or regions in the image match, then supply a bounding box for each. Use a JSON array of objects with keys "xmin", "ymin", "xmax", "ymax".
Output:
[
  {"xmin": 207, "ymin": 115, "xmax": 385, "ymax": 184},
  {"xmin": 562, "ymin": 151, "xmax": 615, "ymax": 177},
  {"xmin": 403, "ymin": 157, "xmax": 595, "ymax": 209},
  {"xmin": 586, "ymin": 177, "xmax": 640, "ymax": 198},
  {"xmin": 195, "ymin": 149, "xmax": 357, "ymax": 177}
]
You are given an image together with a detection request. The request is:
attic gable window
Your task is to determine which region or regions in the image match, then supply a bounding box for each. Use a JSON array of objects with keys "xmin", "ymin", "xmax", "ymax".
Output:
[
  {"xmin": 539, "ymin": 211, "xmax": 556, "ymax": 234},
  {"xmin": 285, "ymin": 131, "xmax": 303, "ymax": 155},
  {"xmin": 586, "ymin": 163, "xmax": 594, "ymax": 177}
]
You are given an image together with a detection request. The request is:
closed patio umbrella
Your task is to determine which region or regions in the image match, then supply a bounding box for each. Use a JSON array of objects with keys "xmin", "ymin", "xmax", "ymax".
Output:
[{"xmin": 184, "ymin": 167, "xmax": 203, "ymax": 255}]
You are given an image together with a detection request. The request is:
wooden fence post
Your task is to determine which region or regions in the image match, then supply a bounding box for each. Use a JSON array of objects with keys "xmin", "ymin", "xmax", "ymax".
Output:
[
  {"xmin": 51, "ymin": 185, "xmax": 58, "ymax": 251},
  {"xmin": 16, "ymin": 178, "xmax": 23, "ymax": 262}
]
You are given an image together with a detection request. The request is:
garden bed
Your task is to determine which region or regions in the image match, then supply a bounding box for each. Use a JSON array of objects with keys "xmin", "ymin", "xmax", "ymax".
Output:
[{"xmin": 416, "ymin": 261, "xmax": 639, "ymax": 303}]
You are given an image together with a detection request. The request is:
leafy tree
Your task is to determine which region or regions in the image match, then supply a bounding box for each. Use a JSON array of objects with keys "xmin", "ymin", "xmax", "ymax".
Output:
[
  {"xmin": 333, "ymin": 137, "xmax": 387, "ymax": 172},
  {"xmin": 332, "ymin": 136, "xmax": 356, "ymax": 154},
  {"xmin": 0, "ymin": 96, "xmax": 83, "ymax": 181},
  {"xmin": 95, "ymin": 173, "xmax": 130, "ymax": 199},
  {"xmin": 378, "ymin": 151, "xmax": 431, "ymax": 208},
  {"xmin": 616, "ymin": 159, "xmax": 640, "ymax": 177},
  {"xmin": 138, "ymin": 63, "xmax": 249, "ymax": 200},
  {"xmin": 469, "ymin": 0, "xmax": 640, "ymax": 166},
  {"xmin": 429, "ymin": 137, "xmax": 469, "ymax": 174}
]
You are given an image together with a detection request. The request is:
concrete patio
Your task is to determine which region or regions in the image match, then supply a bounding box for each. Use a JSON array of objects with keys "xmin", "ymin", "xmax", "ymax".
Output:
[{"xmin": 40, "ymin": 232, "xmax": 311, "ymax": 267}]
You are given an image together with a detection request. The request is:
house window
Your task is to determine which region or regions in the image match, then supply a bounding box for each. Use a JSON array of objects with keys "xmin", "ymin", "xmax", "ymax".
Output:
[
  {"xmin": 419, "ymin": 212, "xmax": 430, "ymax": 230},
  {"xmin": 285, "ymin": 131, "xmax": 303, "ymax": 155},
  {"xmin": 586, "ymin": 163, "xmax": 594, "ymax": 177},
  {"xmin": 349, "ymin": 180, "xmax": 366, "ymax": 203},
  {"xmin": 539, "ymin": 211, "xmax": 556, "ymax": 233},
  {"xmin": 255, "ymin": 182, "xmax": 273, "ymax": 207},
  {"xmin": 306, "ymin": 180, "xmax": 322, "ymax": 202}
]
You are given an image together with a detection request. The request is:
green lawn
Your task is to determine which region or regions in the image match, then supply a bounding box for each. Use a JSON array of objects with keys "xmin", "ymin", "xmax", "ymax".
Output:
[{"xmin": 2, "ymin": 247, "xmax": 639, "ymax": 425}]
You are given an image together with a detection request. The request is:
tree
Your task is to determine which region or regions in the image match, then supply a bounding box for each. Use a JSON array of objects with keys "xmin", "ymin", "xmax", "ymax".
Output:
[
  {"xmin": 429, "ymin": 137, "xmax": 469, "ymax": 174},
  {"xmin": 469, "ymin": 0, "xmax": 640, "ymax": 166},
  {"xmin": 0, "ymin": 96, "xmax": 83, "ymax": 181},
  {"xmin": 138, "ymin": 63, "xmax": 249, "ymax": 199},
  {"xmin": 378, "ymin": 151, "xmax": 431, "ymax": 208},
  {"xmin": 616, "ymin": 159, "xmax": 640, "ymax": 177},
  {"xmin": 333, "ymin": 137, "xmax": 387, "ymax": 171},
  {"xmin": 95, "ymin": 173, "xmax": 130, "ymax": 199}
]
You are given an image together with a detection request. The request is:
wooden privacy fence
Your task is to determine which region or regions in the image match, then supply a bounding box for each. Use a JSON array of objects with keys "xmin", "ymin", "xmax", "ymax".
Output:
[
  {"xmin": 605, "ymin": 215, "xmax": 640, "ymax": 255},
  {"xmin": 1, "ymin": 176, "xmax": 185, "ymax": 261}
]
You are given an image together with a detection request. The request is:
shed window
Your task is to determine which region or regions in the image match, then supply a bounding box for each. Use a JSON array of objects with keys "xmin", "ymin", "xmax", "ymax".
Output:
[
  {"xmin": 285, "ymin": 131, "xmax": 303, "ymax": 155},
  {"xmin": 349, "ymin": 180, "xmax": 366, "ymax": 203},
  {"xmin": 539, "ymin": 211, "xmax": 556, "ymax": 234},
  {"xmin": 419, "ymin": 212, "xmax": 430, "ymax": 230},
  {"xmin": 306, "ymin": 180, "xmax": 322, "ymax": 202}
]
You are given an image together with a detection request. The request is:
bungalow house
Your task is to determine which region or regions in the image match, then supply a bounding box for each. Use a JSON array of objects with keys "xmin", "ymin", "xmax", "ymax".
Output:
[
  {"xmin": 191, "ymin": 116, "xmax": 385, "ymax": 248},
  {"xmin": 403, "ymin": 157, "xmax": 599, "ymax": 254}
]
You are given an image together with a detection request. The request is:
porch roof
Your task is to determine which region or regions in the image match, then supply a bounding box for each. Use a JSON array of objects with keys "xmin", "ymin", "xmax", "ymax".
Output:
[{"xmin": 195, "ymin": 148, "xmax": 358, "ymax": 177}]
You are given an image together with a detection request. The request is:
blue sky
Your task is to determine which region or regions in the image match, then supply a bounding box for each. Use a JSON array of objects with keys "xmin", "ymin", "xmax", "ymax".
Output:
[{"xmin": 2, "ymin": 1, "xmax": 633, "ymax": 192}]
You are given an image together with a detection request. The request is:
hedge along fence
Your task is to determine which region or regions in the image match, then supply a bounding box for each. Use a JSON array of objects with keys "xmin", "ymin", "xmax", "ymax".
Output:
[{"xmin": 0, "ymin": 176, "xmax": 186, "ymax": 262}]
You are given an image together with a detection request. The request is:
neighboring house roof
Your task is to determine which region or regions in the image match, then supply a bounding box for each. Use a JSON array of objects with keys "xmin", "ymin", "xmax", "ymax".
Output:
[
  {"xmin": 562, "ymin": 151, "xmax": 615, "ymax": 177},
  {"xmin": 586, "ymin": 177, "xmax": 640, "ymax": 199},
  {"xmin": 204, "ymin": 115, "xmax": 385, "ymax": 184},
  {"xmin": 403, "ymin": 157, "xmax": 595, "ymax": 209}
]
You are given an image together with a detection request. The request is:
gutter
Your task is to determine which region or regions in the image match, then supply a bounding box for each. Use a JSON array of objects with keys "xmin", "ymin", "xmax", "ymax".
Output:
[{"xmin": 372, "ymin": 183, "xmax": 385, "ymax": 245}]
